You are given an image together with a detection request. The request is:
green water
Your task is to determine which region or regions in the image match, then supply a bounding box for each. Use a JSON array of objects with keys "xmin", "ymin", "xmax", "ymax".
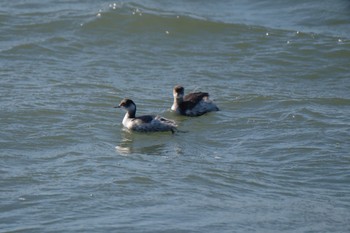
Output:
[{"xmin": 1, "ymin": 1, "xmax": 349, "ymax": 232}]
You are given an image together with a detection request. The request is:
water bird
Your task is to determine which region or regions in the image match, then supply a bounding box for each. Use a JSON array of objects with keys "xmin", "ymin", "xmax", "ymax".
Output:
[
  {"xmin": 171, "ymin": 85, "xmax": 219, "ymax": 116},
  {"xmin": 115, "ymin": 98, "xmax": 177, "ymax": 133}
]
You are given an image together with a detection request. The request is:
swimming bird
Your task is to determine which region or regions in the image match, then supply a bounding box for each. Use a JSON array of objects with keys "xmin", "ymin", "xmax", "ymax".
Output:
[
  {"xmin": 171, "ymin": 85, "xmax": 219, "ymax": 116},
  {"xmin": 115, "ymin": 98, "xmax": 177, "ymax": 133}
]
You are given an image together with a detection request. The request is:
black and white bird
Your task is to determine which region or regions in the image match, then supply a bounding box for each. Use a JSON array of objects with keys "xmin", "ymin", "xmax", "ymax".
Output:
[
  {"xmin": 171, "ymin": 85, "xmax": 219, "ymax": 116},
  {"xmin": 115, "ymin": 98, "xmax": 177, "ymax": 133}
]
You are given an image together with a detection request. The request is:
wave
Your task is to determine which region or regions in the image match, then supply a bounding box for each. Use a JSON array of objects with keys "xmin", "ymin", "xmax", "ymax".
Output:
[
  {"xmin": 81, "ymin": 1, "xmax": 350, "ymax": 40},
  {"xmin": 81, "ymin": 2, "xmax": 258, "ymax": 36}
]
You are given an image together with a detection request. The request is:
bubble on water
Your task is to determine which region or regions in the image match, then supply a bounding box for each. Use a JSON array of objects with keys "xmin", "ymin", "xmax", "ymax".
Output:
[
  {"xmin": 165, "ymin": 31, "xmax": 170, "ymax": 35},
  {"xmin": 110, "ymin": 3, "xmax": 119, "ymax": 9},
  {"xmin": 266, "ymin": 32, "xmax": 269, "ymax": 36},
  {"xmin": 132, "ymin": 8, "xmax": 142, "ymax": 16},
  {"xmin": 135, "ymin": 8, "xmax": 141, "ymax": 14}
]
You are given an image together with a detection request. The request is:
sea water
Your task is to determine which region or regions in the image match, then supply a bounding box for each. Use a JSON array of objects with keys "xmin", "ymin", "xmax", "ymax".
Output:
[{"xmin": 1, "ymin": 0, "xmax": 349, "ymax": 232}]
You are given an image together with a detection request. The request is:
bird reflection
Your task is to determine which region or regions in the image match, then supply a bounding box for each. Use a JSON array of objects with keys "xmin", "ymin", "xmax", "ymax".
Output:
[{"xmin": 115, "ymin": 129, "xmax": 177, "ymax": 156}]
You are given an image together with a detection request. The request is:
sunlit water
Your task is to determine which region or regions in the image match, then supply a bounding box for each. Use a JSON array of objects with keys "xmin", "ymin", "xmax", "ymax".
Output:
[{"xmin": 1, "ymin": 0, "xmax": 350, "ymax": 232}]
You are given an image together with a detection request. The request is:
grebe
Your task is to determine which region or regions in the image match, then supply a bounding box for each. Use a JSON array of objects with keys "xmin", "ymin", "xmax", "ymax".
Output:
[
  {"xmin": 115, "ymin": 98, "xmax": 177, "ymax": 133},
  {"xmin": 171, "ymin": 85, "xmax": 219, "ymax": 116}
]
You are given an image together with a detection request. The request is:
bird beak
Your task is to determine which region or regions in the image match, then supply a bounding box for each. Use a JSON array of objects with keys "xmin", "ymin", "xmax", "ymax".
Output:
[{"xmin": 114, "ymin": 105, "xmax": 120, "ymax": 108}]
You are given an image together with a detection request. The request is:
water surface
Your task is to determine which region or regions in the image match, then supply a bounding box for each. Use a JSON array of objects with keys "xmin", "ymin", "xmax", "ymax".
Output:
[{"xmin": 1, "ymin": 0, "xmax": 350, "ymax": 232}]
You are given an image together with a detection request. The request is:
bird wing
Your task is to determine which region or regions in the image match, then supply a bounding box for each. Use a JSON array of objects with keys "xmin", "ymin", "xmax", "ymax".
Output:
[
  {"xmin": 134, "ymin": 115, "xmax": 154, "ymax": 123},
  {"xmin": 180, "ymin": 92, "xmax": 209, "ymax": 110},
  {"xmin": 184, "ymin": 92, "xmax": 209, "ymax": 103}
]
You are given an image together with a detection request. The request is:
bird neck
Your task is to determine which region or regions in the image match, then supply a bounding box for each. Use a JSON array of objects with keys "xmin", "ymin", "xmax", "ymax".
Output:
[
  {"xmin": 126, "ymin": 109, "xmax": 136, "ymax": 118},
  {"xmin": 174, "ymin": 96, "xmax": 183, "ymax": 104}
]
